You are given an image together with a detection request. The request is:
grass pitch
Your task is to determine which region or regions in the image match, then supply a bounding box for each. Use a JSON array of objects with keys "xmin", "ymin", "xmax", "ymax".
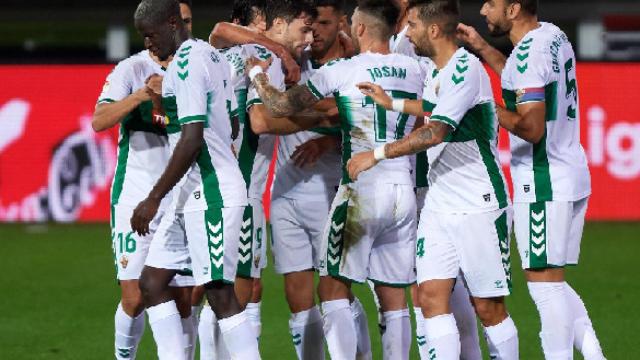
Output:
[{"xmin": 0, "ymin": 222, "xmax": 636, "ymax": 359}]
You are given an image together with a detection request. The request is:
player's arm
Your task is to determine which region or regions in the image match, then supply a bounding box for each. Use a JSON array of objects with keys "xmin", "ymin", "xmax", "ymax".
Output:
[
  {"xmin": 248, "ymin": 104, "xmax": 331, "ymax": 135},
  {"xmin": 347, "ymin": 121, "xmax": 450, "ymax": 180},
  {"xmin": 497, "ymin": 102, "xmax": 546, "ymax": 143},
  {"xmin": 210, "ymin": 22, "xmax": 300, "ymax": 84},
  {"xmin": 249, "ymin": 66, "xmax": 321, "ymax": 118},
  {"xmin": 356, "ymin": 82, "xmax": 425, "ymax": 117},
  {"xmin": 92, "ymin": 89, "xmax": 150, "ymax": 131},
  {"xmin": 131, "ymin": 122, "xmax": 203, "ymax": 235},
  {"xmin": 292, "ymin": 135, "xmax": 341, "ymax": 168},
  {"xmin": 457, "ymin": 23, "xmax": 506, "ymax": 75}
]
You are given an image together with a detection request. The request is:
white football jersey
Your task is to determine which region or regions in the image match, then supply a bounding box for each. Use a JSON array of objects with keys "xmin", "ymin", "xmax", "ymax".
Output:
[
  {"xmin": 502, "ymin": 22, "xmax": 591, "ymax": 203},
  {"xmin": 97, "ymin": 50, "xmax": 171, "ymax": 209},
  {"xmin": 162, "ymin": 39, "xmax": 247, "ymax": 212},
  {"xmin": 219, "ymin": 44, "xmax": 249, "ymax": 152},
  {"xmin": 306, "ymin": 52, "xmax": 425, "ymax": 186},
  {"xmin": 270, "ymin": 50, "xmax": 342, "ymax": 202},
  {"xmin": 423, "ymin": 48, "xmax": 510, "ymax": 213}
]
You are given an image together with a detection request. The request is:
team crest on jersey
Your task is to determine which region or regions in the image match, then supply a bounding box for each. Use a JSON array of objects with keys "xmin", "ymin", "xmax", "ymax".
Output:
[
  {"xmin": 119, "ymin": 254, "xmax": 129, "ymax": 269},
  {"xmin": 194, "ymin": 191, "xmax": 201, "ymax": 200},
  {"xmin": 253, "ymin": 255, "xmax": 261, "ymax": 268},
  {"xmin": 524, "ymin": 185, "xmax": 531, "ymax": 193}
]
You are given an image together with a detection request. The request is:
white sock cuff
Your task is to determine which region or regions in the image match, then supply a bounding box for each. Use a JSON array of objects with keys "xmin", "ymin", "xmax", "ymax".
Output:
[
  {"xmin": 246, "ymin": 302, "xmax": 261, "ymax": 311},
  {"xmin": 322, "ymin": 299, "xmax": 350, "ymax": 315},
  {"xmin": 484, "ymin": 316, "xmax": 517, "ymax": 346},
  {"xmin": 218, "ymin": 311, "xmax": 249, "ymax": 333},
  {"xmin": 146, "ymin": 301, "xmax": 179, "ymax": 324},
  {"xmin": 527, "ymin": 281, "xmax": 565, "ymax": 293},
  {"xmin": 424, "ymin": 313, "xmax": 459, "ymax": 340},
  {"xmin": 290, "ymin": 306, "xmax": 322, "ymax": 327},
  {"xmin": 350, "ymin": 297, "xmax": 364, "ymax": 315},
  {"xmin": 412, "ymin": 307, "xmax": 422, "ymax": 317},
  {"xmin": 383, "ymin": 308, "xmax": 410, "ymax": 322}
]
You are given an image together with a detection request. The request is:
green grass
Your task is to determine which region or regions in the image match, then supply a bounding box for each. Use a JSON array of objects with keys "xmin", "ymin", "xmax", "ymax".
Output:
[{"xmin": 0, "ymin": 222, "xmax": 636, "ymax": 359}]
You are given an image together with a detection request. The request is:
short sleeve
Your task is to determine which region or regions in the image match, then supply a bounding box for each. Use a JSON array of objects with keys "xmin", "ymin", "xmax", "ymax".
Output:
[
  {"xmin": 430, "ymin": 64, "xmax": 480, "ymax": 130},
  {"xmin": 306, "ymin": 60, "xmax": 343, "ymax": 99},
  {"xmin": 510, "ymin": 47, "xmax": 551, "ymax": 105},
  {"xmin": 174, "ymin": 55, "xmax": 209, "ymax": 125},
  {"xmin": 97, "ymin": 60, "xmax": 133, "ymax": 104}
]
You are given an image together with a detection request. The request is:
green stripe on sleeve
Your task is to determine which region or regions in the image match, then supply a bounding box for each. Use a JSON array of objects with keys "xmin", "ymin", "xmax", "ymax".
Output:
[
  {"xmin": 110, "ymin": 126, "xmax": 130, "ymax": 205},
  {"xmin": 430, "ymin": 115, "xmax": 458, "ymax": 129},
  {"xmin": 179, "ymin": 115, "xmax": 207, "ymax": 124},
  {"xmin": 306, "ymin": 80, "xmax": 325, "ymax": 100}
]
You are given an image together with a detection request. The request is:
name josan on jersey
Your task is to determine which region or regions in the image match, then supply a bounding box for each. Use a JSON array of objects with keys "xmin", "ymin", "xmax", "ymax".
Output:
[
  {"xmin": 502, "ymin": 22, "xmax": 591, "ymax": 203},
  {"xmin": 162, "ymin": 39, "xmax": 247, "ymax": 212},
  {"xmin": 306, "ymin": 52, "xmax": 425, "ymax": 186},
  {"xmin": 424, "ymin": 48, "xmax": 509, "ymax": 213},
  {"xmin": 97, "ymin": 50, "xmax": 170, "ymax": 208}
]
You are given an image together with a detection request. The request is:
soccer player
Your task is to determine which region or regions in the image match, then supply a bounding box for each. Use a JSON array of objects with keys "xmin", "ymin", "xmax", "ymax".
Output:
[
  {"xmin": 130, "ymin": 0, "xmax": 260, "ymax": 359},
  {"xmin": 92, "ymin": 1, "xmax": 196, "ymax": 358},
  {"xmin": 350, "ymin": 1, "xmax": 519, "ymax": 359},
  {"xmin": 247, "ymin": 1, "xmax": 426, "ymax": 358},
  {"xmin": 457, "ymin": 1, "xmax": 605, "ymax": 359}
]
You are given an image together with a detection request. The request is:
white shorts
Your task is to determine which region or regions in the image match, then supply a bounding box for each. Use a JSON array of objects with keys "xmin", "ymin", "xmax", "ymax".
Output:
[
  {"xmin": 111, "ymin": 205, "xmax": 195, "ymax": 287},
  {"xmin": 237, "ymin": 198, "xmax": 267, "ymax": 279},
  {"xmin": 514, "ymin": 198, "xmax": 588, "ymax": 269},
  {"xmin": 417, "ymin": 208, "xmax": 513, "ymax": 298},
  {"xmin": 271, "ymin": 196, "xmax": 333, "ymax": 274},
  {"xmin": 145, "ymin": 206, "xmax": 244, "ymax": 286},
  {"xmin": 318, "ymin": 183, "xmax": 417, "ymax": 286}
]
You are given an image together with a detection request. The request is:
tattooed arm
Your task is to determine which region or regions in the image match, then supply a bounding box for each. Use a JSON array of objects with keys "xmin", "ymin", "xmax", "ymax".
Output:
[
  {"xmin": 251, "ymin": 72, "xmax": 320, "ymax": 118},
  {"xmin": 347, "ymin": 121, "xmax": 451, "ymax": 180}
]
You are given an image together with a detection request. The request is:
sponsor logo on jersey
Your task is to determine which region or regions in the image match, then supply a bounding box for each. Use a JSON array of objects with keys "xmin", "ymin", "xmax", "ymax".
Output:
[
  {"xmin": 483, "ymin": 193, "xmax": 491, "ymax": 202},
  {"xmin": 194, "ymin": 191, "xmax": 201, "ymax": 200},
  {"xmin": 524, "ymin": 185, "xmax": 531, "ymax": 193}
]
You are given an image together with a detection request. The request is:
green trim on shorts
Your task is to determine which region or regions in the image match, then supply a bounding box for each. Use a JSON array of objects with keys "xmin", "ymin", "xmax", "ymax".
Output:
[
  {"xmin": 326, "ymin": 198, "xmax": 349, "ymax": 278},
  {"xmin": 368, "ymin": 278, "xmax": 413, "ymax": 288},
  {"xmin": 176, "ymin": 268, "xmax": 193, "ymax": 276},
  {"xmin": 236, "ymin": 205, "xmax": 254, "ymax": 278},
  {"xmin": 528, "ymin": 201, "xmax": 548, "ymax": 269},
  {"xmin": 494, "ymin": 210, "xmax": 512, "ymax": 292},
  {"xmin": 204, "ymin": 208, "xmax": 225, "ymax": 281}
]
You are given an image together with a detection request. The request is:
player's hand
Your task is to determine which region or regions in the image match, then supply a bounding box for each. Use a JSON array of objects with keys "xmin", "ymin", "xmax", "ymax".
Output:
[
  {"xmin": 457, "ymin": 23, "xmax": 488, "ymax": 53},
  {"xmin": 292, "ymin": 136, "xmax": 337, "ymax": 168},
  {"xmin": 245, "ymin": 56, "xmax": 273, "ymax": 75},
  {"xmin": 278, "ymin": 51, "xmax": 301, "ymax": 85},
  {"xmin": 357, "ymin": 82, "xmax": 392, "ymax": 110},
  {"xmin": 338, "ymin": 31, "xmax": 355, "ymax": 58},
  {"xmin": 131, "ymin": 197, "xmax": 160, "ymax": 236},
  {"xmin": 347, "ymin": 151, "xmax": 377, "ymax": 181},
  {"xmin": 145, "ymin": 74, "xmax": 164, "ymax": 95}
]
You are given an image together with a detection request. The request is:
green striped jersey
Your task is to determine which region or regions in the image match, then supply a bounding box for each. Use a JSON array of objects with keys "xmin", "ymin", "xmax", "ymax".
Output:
[
  {"xmin": 97, "ymin": 50, "xmax": 171, "ymax": 208},
  {"xmin": 306, "ymin": 52, "xmax": 425, "ymax": 186},
  {"xmin": 161, "ymin": 39, "xmax": 247, "ymax": 212},
  {"xmin": 424, "ymin": 48, "xmax": 510, "ymax": 213},
  {"xmin": 502, "ymin": 22, "xmax": 590, "ymax": 203}
]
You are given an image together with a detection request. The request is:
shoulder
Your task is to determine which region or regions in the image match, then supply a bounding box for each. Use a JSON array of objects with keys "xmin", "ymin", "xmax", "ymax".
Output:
[{"xmin": 245, "ymin": 44, "xmax": 275, "ymax": 60}]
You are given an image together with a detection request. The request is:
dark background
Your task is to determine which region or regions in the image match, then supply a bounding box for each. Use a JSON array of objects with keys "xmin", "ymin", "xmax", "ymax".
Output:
[{"xmin": 1, "ymin": 0, "xmax": 639, "ymax": 63}]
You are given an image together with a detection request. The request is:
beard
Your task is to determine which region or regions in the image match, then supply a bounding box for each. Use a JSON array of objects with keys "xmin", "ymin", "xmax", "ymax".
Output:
[{"xmin": 414, "ymin": 39, "xmax": 434, "ymax": 58}]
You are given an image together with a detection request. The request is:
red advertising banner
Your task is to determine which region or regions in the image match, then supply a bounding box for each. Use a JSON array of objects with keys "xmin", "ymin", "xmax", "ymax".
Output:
[{"xmin": 0, "ymin": 64, "xmax": 638, "ymax": 222}]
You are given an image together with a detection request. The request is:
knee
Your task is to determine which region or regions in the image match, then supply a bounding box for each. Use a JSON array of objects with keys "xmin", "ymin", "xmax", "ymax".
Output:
[
  {"xmin": 252, "ymin": 279, "xmax": 263, "ymax": 300},
  {"xmin": 205, "ymin": 281, "xmax": 237, "ymax": 314},
  {"xmin": 139, "ymin": 271, "xmax": 163, "ymax": 302},
  {"xmin": 375, "ymin": 286, "xmax": 407, "ymax": 312},
  {"xmin": 473, "ymin": 299, "xmax": 507, "ymax": 326},
  {"xmin": 121, "ymin": 293, "xmax": 145, "ymax": 316},
  {"xmin": 418, "ymin": 285, "xmax": 446, "ymax": 314},
  {"xmin": 317, "ymin": 276, "xmax": 350, "ymax": 302}
]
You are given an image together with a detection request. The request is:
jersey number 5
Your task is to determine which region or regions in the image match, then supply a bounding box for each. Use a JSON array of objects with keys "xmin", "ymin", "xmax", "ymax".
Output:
[{"xmin": 564, "ymin": 58, "xmax": 578, "ymax": 120}]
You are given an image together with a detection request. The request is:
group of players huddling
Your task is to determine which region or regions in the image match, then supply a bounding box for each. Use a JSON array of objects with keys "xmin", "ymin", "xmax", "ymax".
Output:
[{"xmin": 92, "ymin": 0, "xmax": 606, "ymax": 359}]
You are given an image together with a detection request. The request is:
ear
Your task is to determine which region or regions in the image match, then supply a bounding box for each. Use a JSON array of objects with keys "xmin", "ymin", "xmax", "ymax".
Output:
[
  {"xmin": 356, "ymin": 22, "xmax": 366, "ymax": 38},
  {"xmin": 428, "ymin": 23, "xmax": 439, "ymax": 40},
  {"xmin": 339, "ymin": 14, "xmax": 348, "ymax": 31},
  {"xmin": 507, "ymin": 2, "xmax": 521, "ymax": 20},
  {"xmin": 272, "ymin": 17, "xmax": 287, "ymax": 35}
]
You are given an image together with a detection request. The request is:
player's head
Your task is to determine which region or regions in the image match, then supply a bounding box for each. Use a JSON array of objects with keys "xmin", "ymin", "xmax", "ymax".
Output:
[
  {"xmin": 406, "ymin": 0, "xmax": 460, "ymax": 58},
  {"xmin": 265, "ymin": 0, "xmax": 317, "ymax": 59},
  {"xmin": 481, "ymin": 0, "xmax": 538, "ymax": 37},
  {"xmin": 231, "ymin": 0, "xmax": 267, "ymax": 33},
  {"xmin": 311, "ymin": 0, "xmax": 347, "ymax": 57},
  {"xmin": 134, "ymin": 0, "xmax": 187, "ymax": 61},
  {"xmin": 179, "ymin": 0, "xmax": 193, "ymax": 34},
  {"xmin": 351, "ymin": 0, "xmax": 400, "ymax": 53}
]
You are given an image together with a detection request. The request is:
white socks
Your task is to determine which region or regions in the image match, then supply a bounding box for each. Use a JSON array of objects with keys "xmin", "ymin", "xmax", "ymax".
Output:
[
  {"xmin": 289, "ymin": 306, "xmax": 325, "ymax": 360},
  {"xmin": 218, "ymin": 310, "xmax": 261, "ymax": 359},
  {"xmin": 322, "ymin": 299, "xmax": 357, "ymax": 359},
  {"xmin": 450, "ymin": 279, "xmax": 482, "ymax": 360},
  {"xmin": 424, "ymin": 313, "xmax": 460, "ymax": 360},
  {"xmin": 381, "ymin": 309, "xmax": 411, "ymax": 360},
  {"xmin": 483, "ymin": 315, "xmax": 519, "ymax": 360},
  {"xmin": 414, "ymin": 307, "xmax": 429, "ymax": 360},
  {"xmin": 147, "ymin": 301, "xmax": 186, "ymax": 360},
  {"xmin": 180, "ymin": 315, "xmax": 196, "ymax": 360},
  {"xmin": 565, "ymin": 283, "xmax": 605, "ymax": 360},
  {"xmin": 351, "ymin": 297, "xmax": 372, "ymax": 359},
  {"xmin": 114, "ymin": 303, "xmax": 145, "ymax": 360},
  {"xmin": 199, "ymin": 305, "xmax": 230, "ymax": 360},
  {"xmin": 528, "ymin": 282, "xmax": 574, "ymax": 360},
  {"xmin": 246, "ymin": 302, "xmax": 262, "ymax": 340}
]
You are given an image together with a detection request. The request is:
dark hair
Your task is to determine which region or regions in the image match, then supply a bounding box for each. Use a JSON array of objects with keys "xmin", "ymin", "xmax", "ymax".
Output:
[
  {"xmin": 230, "ymin": 0, "xmax": 266, "ymax": 26},
  {"xmin": 315, "ymin": 0, "xmax": 346, "ymax": 14},
  {"xmin": 407, "ymin": 0, "xmax": 460, "ymax": 38},
  {"xmin": 508, "ymin": 0, "xmax": 538, "ymax": 16},
  {"xmin": 178, "ymin": 0, "xmax": 192, "ymax": 8},
  {"xmin": 134, "ymin": 0, "xmax": 181, "ymax": 25},
  {"xmin": 357, "ymin": 0, "xmax": 400, "ymax": 32},
  {"xmin": 265, "ymin": 0, "xmax": 318, "ymax": 29}
]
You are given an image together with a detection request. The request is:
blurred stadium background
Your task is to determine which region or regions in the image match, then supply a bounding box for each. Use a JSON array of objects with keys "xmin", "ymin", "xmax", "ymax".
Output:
[{"xmin": 1, "ymin": 0, "xmax": 639, "ymax": 359}]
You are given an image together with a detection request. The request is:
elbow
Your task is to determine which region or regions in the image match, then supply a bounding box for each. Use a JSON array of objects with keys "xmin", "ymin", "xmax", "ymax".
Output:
[
  {"xmin": 91, "ymin": 117, "xmax": 105, "ymax": 132},
  {"xmin": 528, "ymin": 129, "xmax": 545, "ymax": 144},
  {"xmin": 209, "ymin": 23, "xmax": 223, "ymax": 46},
  {"xmin": 250, "ymin": 118, "xmax": 270, "ymax": 135}
]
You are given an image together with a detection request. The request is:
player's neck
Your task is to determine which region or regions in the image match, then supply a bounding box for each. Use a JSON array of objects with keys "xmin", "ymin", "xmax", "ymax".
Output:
[
  {"xmin": 433, "ymin": 40, "xmax": 459, "ymax": 70},
  {"xmin": 509, "ymin": 16, "xmax": 540, "ymax": 45},
  {"xmin": 151, "ymin": 53, "xmax": 172, "ymax": 68},
  {"xmin": 359, "ymin": 37, "xmax": 390, "ymax": 55},
  {"xmin": 312, "ymin": 36, "xmax": 343, "ymax": 65}
]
